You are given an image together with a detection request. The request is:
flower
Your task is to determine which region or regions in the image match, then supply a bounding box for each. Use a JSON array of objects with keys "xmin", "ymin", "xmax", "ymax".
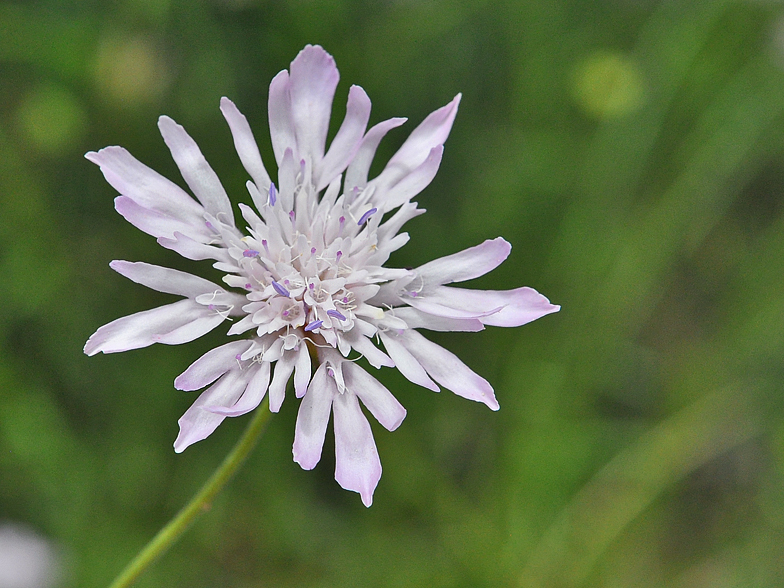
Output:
[{"xmin": 84, "ymin": 45, "xmax": 559, "ymax": 506}]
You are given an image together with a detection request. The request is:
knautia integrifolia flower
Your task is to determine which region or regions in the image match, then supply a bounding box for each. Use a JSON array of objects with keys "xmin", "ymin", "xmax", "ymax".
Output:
[{"xmin": 84, "ymin": 45, "xmax": 559, "ymax": 506}]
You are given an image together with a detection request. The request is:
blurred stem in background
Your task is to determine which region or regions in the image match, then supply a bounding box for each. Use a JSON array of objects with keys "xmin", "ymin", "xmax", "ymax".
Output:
[{"xmin": 108, "ymin": 397, "xmax": 272, "ymax": 588}]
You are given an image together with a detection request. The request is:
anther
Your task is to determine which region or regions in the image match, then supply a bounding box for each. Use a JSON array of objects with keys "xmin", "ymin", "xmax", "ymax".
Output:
[
  {"xmin": 304, "ymin": 320, "xmax": 323, "ymax": 332},
  {"xmin": 358, "ymin": 207, "xmax": 377, "ymax": 225},
  {"xmin": 268, "ymin": 182, "xmax": 277, "ymax": 206},
  {"xmin": 272, "ymin": 281, "xmax": 290, "ymax": 297},
  {"xmin": 261, "ymin": 239, "xmax": 269, "ymax": 254},
  {"xmin": 327, "ymin": 309, "xmax": 346, "ymax": 321},
  {"xmin": 243, "ymin": 249, "xmax": 259, "ymax": 258}
]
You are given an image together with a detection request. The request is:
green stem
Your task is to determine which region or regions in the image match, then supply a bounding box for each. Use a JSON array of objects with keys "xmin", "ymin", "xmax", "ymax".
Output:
[{"xmin": 108, "ymin": 397, "xmax": 272, "ymax": 588}]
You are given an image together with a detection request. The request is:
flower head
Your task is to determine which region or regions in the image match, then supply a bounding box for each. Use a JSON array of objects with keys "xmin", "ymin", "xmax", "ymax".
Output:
[{"xmin": 84, "ymin": 45, "xmax": 559, "ymax": 506}]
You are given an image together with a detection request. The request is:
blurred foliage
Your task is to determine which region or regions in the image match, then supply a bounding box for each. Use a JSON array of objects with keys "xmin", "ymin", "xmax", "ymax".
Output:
[{"xmin": 1, "ymin": 0, "xmax": 784, "ymax": 586}]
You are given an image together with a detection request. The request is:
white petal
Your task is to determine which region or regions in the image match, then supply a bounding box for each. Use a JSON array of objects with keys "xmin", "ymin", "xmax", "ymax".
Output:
[
  {"xmin": 421, "ymin": 286, "xmax": 560, "ymax": 327},
  {"xmin": 173, "ymin": 369, "xmax": 246, "ymax": 452},
  {"xmin": 374, "ymin": 94, "xmax": 460, "ymax": 188},
  {"xmin": 391, "ymin": 307, "xmax": 485, "ymax": 332},
  {"xmin": 114, "ymin": 196, "xmax": 209, "ymax": 241},
  {"xmin": 378, "ymin": 331, "xmax": 439, "ymax": 392},
  {"xmin": 344, "ymin": 117, "xmax": 407, "ymax": 191},
  {"xmin": 268, "ymin": 70, "xmax": 297, "ymax": 165},
  {"xmin": 294, "ymin": 344, "xmax": 311, "ymax": 399},
  {"xmin": 158, "ymin": 116, "xmax": 235, "ymax": 227},
  {"xmin": 289, "ymin": 45, "xmax": 339, "ymax": 166},
  {"xmin": 207, "ymin": 361, "xmax": 270, "ymax": 416},
  {"xmin": 398, "ymin": 329, "xmax": 499, "ymax": 410},
  {"xmin": 316, "ymin": 85, "xmax": 371, "ymax": 191},
  {"xmin": 346, "ymin": 332, "xmax": 394, "ymax": 369},
  {"xmin": 415, "ymin": 237, "xmax": 511, "ymax": 286},
  {"xmin": 84, "ymin": 299, "xmax": 224, "ymax": 355},
  {"xmin": 174, "ymin": 340, "xmax": 250, "ymax": 391},
  {"xmin": 343, "ymin": 362, "xmax": 407, "ymax": 431},
  {"xmin": 158, "ymin": 231, "xmax": 232, "ymax": 263},
  {"xmin": 292, "ymin": 363, "xmax": 335, "ymax": 470},
  {"xmin": 85, "ymin": 147, "xmax": 204, "ymax": 219},
  {"xmin": 109, "ymin": 260, "xmax": 222, "ymax": 298},
  {"xmin": 269, "ymin": 353, "xmax": 295, "ymax": 413},
  {"xmin": 380, "ymin": 145, "xmax": 443, "ymax": 211},
  {"xmin": 219, "ymin": 97, "xmax": 271, "ymax": 191},
  {"xmin": 333, "ymin": 390, "xmax": 382, "ymax": 507}
]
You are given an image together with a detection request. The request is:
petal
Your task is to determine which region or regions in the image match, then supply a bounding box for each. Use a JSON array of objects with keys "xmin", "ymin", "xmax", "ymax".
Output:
[
  {"xmin": 268, "ymin": 352, "xmax": 295, "ymax": 413},
  {"xmin": 420, "ymin": 286, "xmax": 560, "ymax": 327},
  {"xmin": 84, "ymin": 299, "xmax": 224, "ymax": 355},
  {"xmin": 174, "ymin": 340, "xmax": 251, "ymax": 391},
  {"xmin": 391, "ymin": 307, "xmax": 485, "ymax": 332},
  {"xmin": 85, "ymin": 147, "xmax": 204, "ymax": 219},
  {"xmin": 173, "ymin": 369, "xmax": 246, "ymax": 452},
  {"xmin": 157, "ymin": 231, "xmax": 233, "ymax": 263},
  {"xmin": 109, "ymin": 260, "xmax": 223, "ymax": 298},
  {"xmin": 397, "ymin": 329, "xmax": 499, "ymax": 410},
  {"xmin": 268, "ymin": 70, "xmax": 297, "ymax": 165},
  {"xmin": 316, "ymin": 85, "xmax": 372, "ymax": 191},
  {"xmin": 207, "ymin": 361, "xmax": 270, "ymax": 416},
  {"xmin": 289, "ymin": 45, "xmax": 339, "ymax": 166},
  {"xmin": 379, "ymin": 145, "xmax": 443, "ymax": 211},
  {"xmin": 374, "ymin": 94, "xmax": 460, "ymax": 188},
  {"xmin": 343, "ymin": 362, "xmax": 407, "ymax": 431},
  {"xmin": 293, "ymin": 363, "xmax": 335, "ymax": 470},
  {"xmin": 378, "ymin": 331, "xmax": 439, "ymax": 392},
  {"xmin": 114, "ymin": 196, "xmax": 209, "ymax": 241},
  {"xmin": 345, "ymin": 332, "xmax": 394, "ymax": 369},
  {"xmin": 415, "ymin": 237, "xmax": 511, "ymax": 286},
  {"xmin": 344, "ymin": 117, "xmax": 407, "ymax": 191},
  {"xmin": 294, "ymin": 343, "xmax": 311, "ymax": 399},
  {"xmin": 219, "ymin": 97, "xmax": 271, "ymax": 191},
  {"xmin": 333, "ymin": 390, "xmax": 382, "ymax": 507},
  {"xmin": 158, "ymin": 116, "xmax": 235, "ymax": 226}
]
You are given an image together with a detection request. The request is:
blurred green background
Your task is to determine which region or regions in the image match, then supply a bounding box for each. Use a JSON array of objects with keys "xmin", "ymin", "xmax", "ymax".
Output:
[{"xmin": 2, "ymin": 0, "xmax": 784, "ymax": 586}]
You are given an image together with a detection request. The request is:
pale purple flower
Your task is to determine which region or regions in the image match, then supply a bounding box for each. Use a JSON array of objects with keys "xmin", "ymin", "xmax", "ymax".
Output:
[{"xmin": 84, "ymin": 45, "xmax": 559, "ymax": 506}]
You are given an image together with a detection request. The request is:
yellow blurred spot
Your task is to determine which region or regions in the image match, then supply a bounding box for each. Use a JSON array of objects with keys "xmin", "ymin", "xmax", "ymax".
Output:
[
  {"xmin": 94, "ymin": 34, "xmax": 168, "ymax": 107},
  {"xmin": 16, "ymin": 85, "xmax": 87, "ymax": 156},
  {"xmin": 571, "ymin": 51, "xmax": 645, "ymax": 120}
]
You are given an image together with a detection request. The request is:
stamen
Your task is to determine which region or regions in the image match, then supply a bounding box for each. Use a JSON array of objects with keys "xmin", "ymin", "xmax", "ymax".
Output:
[
  {"xmin": 310, "ymin": 247, "xmax": 317, "ymax": 255},
  {"xmin": 272, "ymin": 281, "xmax": 290, "ymax": 297},
  {"xmin": 243, "ymin": 249, "xmax": 259, "ymax": 258},
  {"xmin": 268, "ymin": 182, "xmax": 277, "ymax": 206},
  {"xmin": 327, "ymin": 309, "xmax": 346, "ymax": 321},
  {"xmin": 244, "ymin": 283, "xmax": 252, "ymax": 290},
  {"xmin": 261, "ymin": 239, "xmax": 269, "ymax": 254},
  {"xmin": 336, "ymin": 251, "xmax": 342, "ymax": 262},
  {"xmin": 338, "ymin": 216, "xmax": 345, "ymax": 234},
  {"xmin": 309, "ymin": 283, "xmax": 315, "ymax": 290},
  {"xmin": 205, "ymin": 221, "xmax": 217, "ymax": 232},
  {"xmin": 289, "ymin": 210, "xmax": 296, "ymax": 222},
  {"xmin": 358, "ymin": 207, "xmax": 378, "ymax": 225},
  {"xmin": 409, "ymin": 291, "xmax": 418, "ymax": 297},
  {"xmin": 304, "ymin": 320, "xmax": 323, "ymax": 332}
]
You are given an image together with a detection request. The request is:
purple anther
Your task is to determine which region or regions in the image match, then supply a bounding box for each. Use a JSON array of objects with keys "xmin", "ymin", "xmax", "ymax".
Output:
[
  {"xmin": 272, "ymin": 281, "xmax": 290, "ymax": 297},
  {"xmin": 327, "ymin": 309, "xmax": 346, "ymax": 321},
  {"xmin": 336, "ymin": 251, "xmax": 342, "ymax": 262},
  {"xmin": 235, "ymin": 353, "xmax": 242, "ymax": 361},
  {"xmin": 244, "ymin": 283, "xmax": 252, "ymax": 290},
  {"xmin": 358, "ymin": 207, "xmax": 378, "ymax": 225},
  {"xmin": 268, "ymin": 182, "xmax": 277, "ymax": 206},
  {"xmin": 208, "ymin": 304, "xmax": 216, "ymax": 310},
  {"xmin": 261, "ymin": 239, "xmax": 269, "ymax": 253},
  {"xmin": 311, "ymin": 247, "xmax": 317, "ymax": 255},
  {"xmin": 243, "ymin": 249, "xmax": 259, "ymax": 258},
  {"xmin": 289, "ymin": 210, "xmax": 296, "ymax": 222},
  {"xmin": 282, "ymin": 310, "xmax": 289, "ymax": 317},
  {"xmin": 205, "ymin": 221, "xmax": 216, "ymax": 232},
  {"xmin": 300, "ymin": 159, "xmax": 306, "ymax": 173},
  {"xmin": 304, "ymin": 320, "xmax": 323, "ymax": 332},
  {"xmin": 409, "ymin": 291, "xmax": 418, "ymax": 297},
  {"xmin": 309, "ymin": 282, "xmax": 315, "ymax": 290}
]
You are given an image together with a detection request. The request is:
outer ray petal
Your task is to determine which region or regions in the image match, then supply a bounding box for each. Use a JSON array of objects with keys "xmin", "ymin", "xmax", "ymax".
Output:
[
  {"xmin": 333, "ymin": 389, "xmax": 382, "ymax": 507},
  {"xmin": 293, "ymin": 363, "xmax": 335, "ymax": 470}
]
